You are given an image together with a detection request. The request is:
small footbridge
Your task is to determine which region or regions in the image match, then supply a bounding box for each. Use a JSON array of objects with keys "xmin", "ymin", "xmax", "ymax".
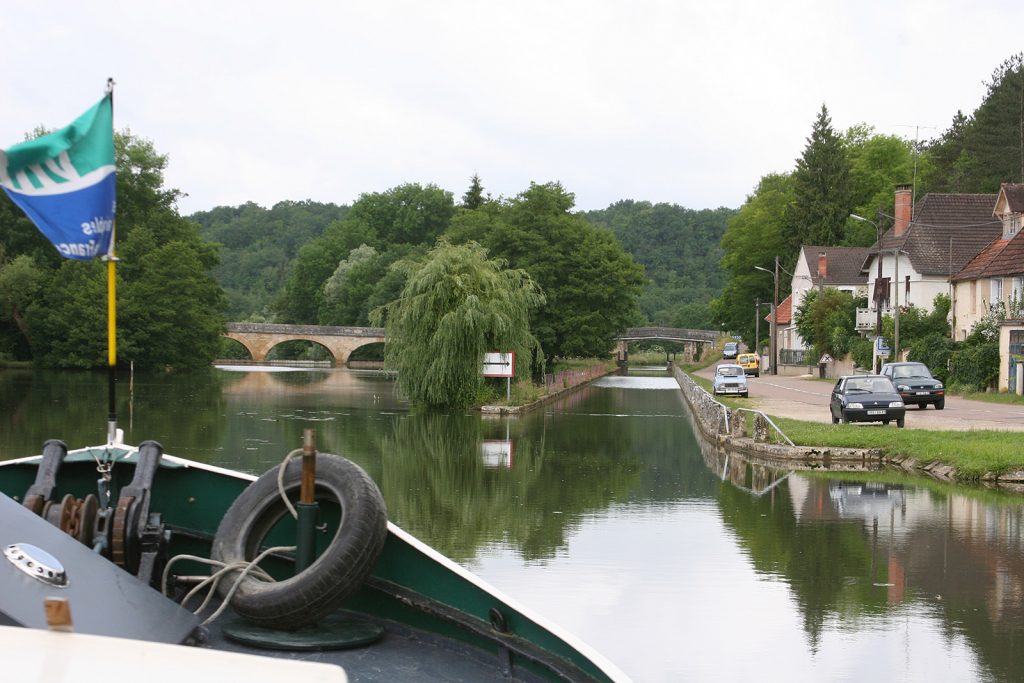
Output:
[
  {"xmin": 613, "ymin": 327, "xmax": 720, "ymax": 363},
  {"xmin": 223, "ymin": 323, "xmax": 385, "ymax": 365}
]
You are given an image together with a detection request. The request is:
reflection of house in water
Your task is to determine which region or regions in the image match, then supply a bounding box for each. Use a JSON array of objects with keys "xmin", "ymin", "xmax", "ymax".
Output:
[{"xmin": 788, "ymin": 473, "xmax": 1024, "ymax": 676}]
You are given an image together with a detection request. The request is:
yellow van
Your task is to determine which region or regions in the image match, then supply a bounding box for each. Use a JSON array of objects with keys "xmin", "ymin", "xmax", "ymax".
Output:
[{"xmin": 737, "ymin": 353, "xmax": 760, "ymax": 377}]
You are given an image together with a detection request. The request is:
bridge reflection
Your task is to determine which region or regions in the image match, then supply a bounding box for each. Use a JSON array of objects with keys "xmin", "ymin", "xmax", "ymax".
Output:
[{"xmin": 217, "ymin": 367, "xmax": 406, "ymax": 410}]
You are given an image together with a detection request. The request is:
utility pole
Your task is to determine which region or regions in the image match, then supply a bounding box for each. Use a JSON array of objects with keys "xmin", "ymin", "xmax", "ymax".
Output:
[
  {"xmin": 894, "ymin": 248, "xmax": 901, "ymax": 360},
  {"xmin": 754, "ymin": 298, "xmax": 760, "ymax": 359},
  {"xmin": 773, "ymin": 255, "xmax": 779, "ymax": 375},
  {"xmin": 754, "ymin": 258, "xmax": 781, "ymax": 375}
]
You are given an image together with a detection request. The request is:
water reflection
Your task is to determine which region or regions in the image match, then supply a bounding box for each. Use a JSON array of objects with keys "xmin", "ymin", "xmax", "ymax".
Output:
[
  {"xmin": 707, "ymin": 441, "xmax": 1024, "ymax": 681},
  {"xmin": 5, "ymin": 366, "xmax": 1024, "ymax": 680}
]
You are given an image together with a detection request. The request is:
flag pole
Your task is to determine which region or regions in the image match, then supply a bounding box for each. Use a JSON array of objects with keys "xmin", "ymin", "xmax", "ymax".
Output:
[{"xmin": 104, "ymin": 78, "xmax": 118, "ymax": 445}]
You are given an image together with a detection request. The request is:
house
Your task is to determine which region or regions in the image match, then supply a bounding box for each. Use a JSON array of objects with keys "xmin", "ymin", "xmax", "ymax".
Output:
[
  {"xmin": 785, "ymin": 245, "xmax": 870, "ymax": 350},
  {"xmin": 951, "ymin": 183, "xmax": 1024, "ymax": 341},
  {"xmin": 859, "ymin": 185, "xmax": 1003, "ymax": 332}
]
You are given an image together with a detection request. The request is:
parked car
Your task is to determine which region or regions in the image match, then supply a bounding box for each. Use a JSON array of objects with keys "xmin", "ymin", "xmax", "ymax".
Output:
[
  {"xmin": 737, "ymin": 352, "xmax": 760, "ymax": 377},
  {"xmin": 880, "ymin": 362, "xmax": 945, "ymax": 410},
  {"xmin": 713, "ymin": 364, "xmax": 748, "ymax": 397},
  {"xmin": 722, "ymin": 342, "xmax": 739, "ymax": 359},
  {"xmin": 830, "ymin": 375, "xmax": 906, "ymax": 427}
]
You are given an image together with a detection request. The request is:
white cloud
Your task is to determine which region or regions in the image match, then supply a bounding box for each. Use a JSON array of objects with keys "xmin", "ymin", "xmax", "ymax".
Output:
[{"xmin": 2, "ymin": 0, "xmax": 1020, "ymax": 215}]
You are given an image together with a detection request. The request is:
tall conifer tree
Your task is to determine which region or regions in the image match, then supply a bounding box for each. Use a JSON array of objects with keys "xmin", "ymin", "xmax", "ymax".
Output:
[{"xmin": 786, "ymin": 104, "xmax": 853, "ymax": 259}]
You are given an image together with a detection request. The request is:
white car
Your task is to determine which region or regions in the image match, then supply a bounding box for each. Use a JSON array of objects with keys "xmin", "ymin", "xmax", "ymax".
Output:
[{"xmin": 713, "ymin": 364, "xmax": 748, "ymax": 397}]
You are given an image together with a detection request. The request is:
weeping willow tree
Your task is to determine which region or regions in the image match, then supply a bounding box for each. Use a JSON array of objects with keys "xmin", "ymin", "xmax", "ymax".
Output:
[{"xmin": 373, "ymin": 240, "xmax": 545, "ymax": 408}]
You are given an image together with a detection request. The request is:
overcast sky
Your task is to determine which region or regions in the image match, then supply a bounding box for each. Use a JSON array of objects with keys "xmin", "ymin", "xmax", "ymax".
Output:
[{"xmin": 3, "ymin": 1, "xmax": 1021, "ymax": 216}]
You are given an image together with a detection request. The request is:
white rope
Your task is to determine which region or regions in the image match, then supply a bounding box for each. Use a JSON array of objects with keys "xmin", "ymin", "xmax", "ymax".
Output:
[
  {"xmin": 159, "ymin": 446, "xmax": 311, "ymax": 625},
  {"xmin": 277, "ymin": 447, "xmax": 305, "ymax": 519},
  {"xmin": 161, "ymin": 546, "xmax": 296, "ymax": 626}
]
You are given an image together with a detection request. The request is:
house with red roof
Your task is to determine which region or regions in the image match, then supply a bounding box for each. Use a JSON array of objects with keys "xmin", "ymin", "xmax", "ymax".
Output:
[{"xmin": 951, "ymin": 183, "xmax": 1024, "ymax": 340}]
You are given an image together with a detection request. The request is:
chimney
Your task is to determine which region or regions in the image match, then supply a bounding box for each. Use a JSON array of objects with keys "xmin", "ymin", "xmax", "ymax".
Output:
[
  {"xmin": 817, "ymin": 251, "xmax": 828, "ymax": 280},
  {"xmin": 894, "ymin": 184, "xmax": 913, "ymax": 235}
]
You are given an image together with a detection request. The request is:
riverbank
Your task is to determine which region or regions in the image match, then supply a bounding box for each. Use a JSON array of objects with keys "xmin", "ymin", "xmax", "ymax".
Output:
[
  {"xmin": 673, "ymin": 364, "xmax": 1024, "ymax": 489},
  {"xmin": 480, "ymin": 361, "xmax": 617, "ymax": 415}
]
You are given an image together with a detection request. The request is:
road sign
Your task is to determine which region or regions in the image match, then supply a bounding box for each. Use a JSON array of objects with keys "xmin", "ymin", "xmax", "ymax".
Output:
[
  {"xmin": 480, "ymin": 352, "xmax": 515, "ymax": 378},
  {"xmin": 819, "ymin": 354, "xmax": 833, "ymax": 364}
]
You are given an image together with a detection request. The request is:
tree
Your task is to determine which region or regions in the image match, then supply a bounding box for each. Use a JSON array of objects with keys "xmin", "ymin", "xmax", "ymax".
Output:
[
  {"xmin": 373, "ymin": 240, "xmax": 545, "ymax": 409},
  {"xmin": 793, "ymin": 288, "xmax": 859, "ymax": 361},
  {"xmin": 462, "ymin": 173, "xmax": 485, "ymax": 209},
  {"xmin": 273, "ymin": 184, "xmax": 454, "ymax": 325},
  {"xmin": 711, "ymin": 173, "xmax": 794, "ymax": 345},
  {"xmin": 786, "ymin": 104, "xmax": 853, "ymax": 253},
  {"xmin": 10, "ymin": 130, "xmax": 227, "ymax": 370},
  {"xmin": 584, "ymin": 200, "xmax": 732, "ymax": 328},
  {"xmin": 446, "ymin": 182, "xmax": 645, "ymax": 359}
]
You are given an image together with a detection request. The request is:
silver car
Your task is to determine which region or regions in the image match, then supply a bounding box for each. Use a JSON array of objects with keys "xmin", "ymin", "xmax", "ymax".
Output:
[{"xmin": 713, "ymin": 364, "xmax": 748, "ymax": 397}]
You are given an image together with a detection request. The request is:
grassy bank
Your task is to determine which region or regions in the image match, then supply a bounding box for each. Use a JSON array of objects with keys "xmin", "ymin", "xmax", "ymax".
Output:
[{"xmin": 686, "ymin": 370, "xmax": 1021, "ymax": 481}]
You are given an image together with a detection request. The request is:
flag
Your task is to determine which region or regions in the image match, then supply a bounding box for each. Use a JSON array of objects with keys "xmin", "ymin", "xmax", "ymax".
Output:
[{"xmin": 0, "ymin": 94, "xmax": 116, "ymax": 260}]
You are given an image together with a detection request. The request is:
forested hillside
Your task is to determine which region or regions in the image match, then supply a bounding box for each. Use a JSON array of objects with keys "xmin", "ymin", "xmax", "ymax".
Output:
[
  {"xmin": 191, "ymin": 200, "xmax": 349, "ymax": 318},
  {"xmin": 585, "ymin": 202, "xmax": 732, "ymax": 329}
]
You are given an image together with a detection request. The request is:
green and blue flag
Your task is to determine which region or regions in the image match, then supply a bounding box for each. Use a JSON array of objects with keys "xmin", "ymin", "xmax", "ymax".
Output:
[{"xmin": 0, "ymin": 94, "xmax": 116, "ymax": 259}]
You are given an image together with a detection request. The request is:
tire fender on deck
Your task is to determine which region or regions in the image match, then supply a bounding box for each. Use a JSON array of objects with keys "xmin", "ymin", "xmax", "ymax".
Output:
[{"xmin": 211, "ymin": 453, "xmax": 388, "ymax": 630}]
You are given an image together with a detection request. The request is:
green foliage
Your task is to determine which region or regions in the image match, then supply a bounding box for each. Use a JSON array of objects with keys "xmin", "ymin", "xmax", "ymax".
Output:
[
  {"xmin": 949, "ymin": 342, "xmax": 1000, "ymax": 392},
  {"xmin": 849, "ymin": 335, "xmax": 874, "ymax": 370},
  {"xmin": 786, "ymin": 104, "xmax": 854, "ymax": 252},
  {"xmin": 191, "ymin": 200, "xmax": 348, "ymax": 318},
  {"xmin": 446, "ymin": 182, "xmax": 646, "ymax": 359},
  {"xmin": 907, "ymin": 333, "xmax": 954, "ymax": 383},
  {"xmin": 3, "ymin": 130, "xmax": 227, "ymax": 370},
  {"xmin": 879, "ymin": 294, "xmax": 952, "ymax": 356},
  {"xmin": 374, "ymin": 241, "xmax": 545, "ymax": 409},
  {"xmin": 584, "ymin": 200, "xmax": 732, "ymax": 328},
  {"xmin": 922, "ymin": 53, "xmax": 1024, "ymax": 192},
  {"xmin": 793, "ymin": 288, "xmax": 860, "ymax": 360},
  {"xmin": 461, "ymin": 173, "xmax": 486, "ymax": 209},
  {"xmin": 711, "ymin": 173, "xmax": 794, "ymax": 344},
  {"xmin": 273, "ymin": 184, "xmax": 452, "ymax": 325}
]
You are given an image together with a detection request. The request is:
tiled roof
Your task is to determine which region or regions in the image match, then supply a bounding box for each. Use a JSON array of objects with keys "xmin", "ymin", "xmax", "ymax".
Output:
[
  {"xmin": 864, "ymin": 193, "xmax": 1002, "ymax": 276},
  {"xmin": 954, "ymin": 238, "xmax": 1010, "ymax": 281},
  {"xmin": 988, "ymin": 230, "xmax": 1024, "ymax": 276},
  {"xmin": 801, "ymin": 246, "xmax": 870, "ymax": 285},
  {"xmin": 765, "ymin": 294, "xmax": 793, "ymax": 325},
  {"xmin": 1002, "ymin": 183, "xmax": 1024, "ymax": 213}
]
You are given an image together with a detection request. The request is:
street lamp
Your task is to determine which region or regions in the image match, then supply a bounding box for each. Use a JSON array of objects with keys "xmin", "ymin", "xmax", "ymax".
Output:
[
  {"xmin": 851, "ymin": 213, "xmax": 884, "ymax": 337},
  {"xmin": 754, "ymin": 257, "xmax": 779, "ymax": 375}
]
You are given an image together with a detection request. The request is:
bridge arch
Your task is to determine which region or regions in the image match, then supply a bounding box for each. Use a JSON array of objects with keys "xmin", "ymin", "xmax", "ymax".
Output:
[
  {"xmin": 223, "ymin": 323, "xmax": 386, "ymax": 366},
  {"xmin": 613, "ymin": 327, "xmax": 720, "ymax": 364}
]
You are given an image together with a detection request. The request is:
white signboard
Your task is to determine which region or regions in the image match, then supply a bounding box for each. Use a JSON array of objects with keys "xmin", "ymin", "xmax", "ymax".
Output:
[
  {"xmin": 480, "ymin": 440, "xmax": 514, "ymax": 469},
  {"xmin": 480, "ymin": 352, "xmax": 515, "ymax": 378}
]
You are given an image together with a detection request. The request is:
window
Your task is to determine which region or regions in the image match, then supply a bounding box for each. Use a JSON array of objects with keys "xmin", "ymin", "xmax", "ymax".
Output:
[
  {"xmin": 992, "ymin": 278, "xmax": 1004, "ymax": 307},
  {"xmin": 971, "ymin": 281, "xmax": 977, "ymax": 314},
  {"xmin": 1011, "ymin": 214, "xmax": 1021, "ymax": 237}
]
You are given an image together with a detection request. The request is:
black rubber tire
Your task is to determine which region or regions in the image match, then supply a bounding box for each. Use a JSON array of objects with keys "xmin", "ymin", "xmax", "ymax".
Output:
[
  {"xmin": 211, "ymin": 453, "xmax": 388, "ymax": 630},
  {"xmin": 897, "ymin": 417, "xmax": 905, "ymax": 428},
  {"xmin": 883, "ymin": 420, "xmax": 890, "ymax": 425},
  {"xmin": 936, "ymin": 399, "xmax": 945, "ymax": 410},
  {"xmin": 918, "ymin": 404, "xmax": 926, "ymax": 410}
]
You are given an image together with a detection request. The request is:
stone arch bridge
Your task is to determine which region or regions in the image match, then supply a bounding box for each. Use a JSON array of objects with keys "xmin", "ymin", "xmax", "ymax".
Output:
[
  {"xmin": 223, "ymin": 323, "xmax": 385, "ymax": 365},
  {"xmin": 223, "ymin": 323, "xmax": 721, "ymax": 366},
  {"xmin": 613, "ymin": 327, "xmax": 720, "ymax": 363}
]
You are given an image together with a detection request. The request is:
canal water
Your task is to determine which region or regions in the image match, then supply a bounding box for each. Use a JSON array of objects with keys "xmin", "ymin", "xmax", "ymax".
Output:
[{"xmin": 2, "ymin": 365, "xmax": 1024, "ymax": 682}]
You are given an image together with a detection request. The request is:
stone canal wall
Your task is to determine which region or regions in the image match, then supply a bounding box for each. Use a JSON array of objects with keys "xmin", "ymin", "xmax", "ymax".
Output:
[
  {"xmin": 672, "ymin": 364, "xmax": 1024, "ymax": 486},
  {"xmin": 672, "ymin": 364, "xmax": 891, "ymax": 471}
]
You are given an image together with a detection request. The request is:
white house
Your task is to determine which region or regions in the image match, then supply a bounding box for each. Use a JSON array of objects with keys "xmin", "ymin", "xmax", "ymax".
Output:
[
  {"xmin": 784, "ymin": 245, "xmax": 870, "ymax": 351},
  {"xmin": 859, "ymin": 185, "xmax": 1003, "ymax": 333}
]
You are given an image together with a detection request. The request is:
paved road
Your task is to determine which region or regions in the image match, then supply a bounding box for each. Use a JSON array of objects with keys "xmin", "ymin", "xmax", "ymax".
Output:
[{"xmin": 695, "ymin": 365, "xmax": 1024, "ymax": 432}]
